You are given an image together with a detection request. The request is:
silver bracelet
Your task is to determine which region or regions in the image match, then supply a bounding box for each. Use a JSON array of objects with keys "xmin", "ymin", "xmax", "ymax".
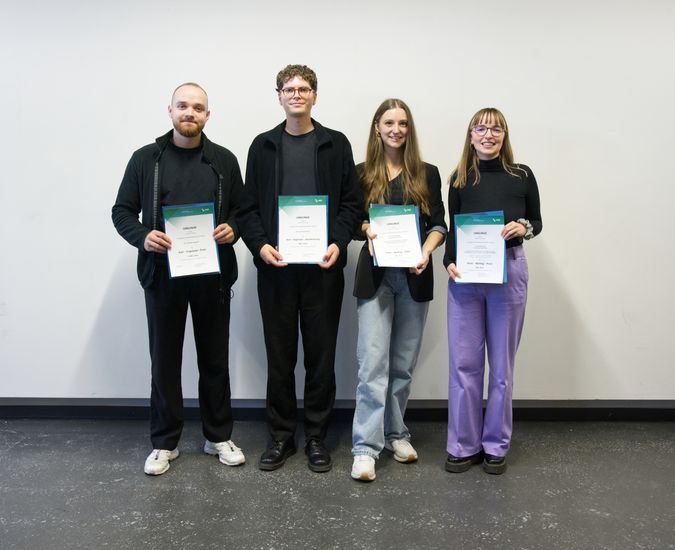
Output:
[{"xmin": 517, "ymin": 218, "xmax": 534, "ymax": 240}]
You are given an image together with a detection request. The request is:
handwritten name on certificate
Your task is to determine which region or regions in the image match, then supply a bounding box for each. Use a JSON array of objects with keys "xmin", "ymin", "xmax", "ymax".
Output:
[
  {"xmin": 455, "ymin": 211, "xmax": 506, "ymax": 284},
  {"xmin": 278, "ymin": 195, "xmax": 328, "ymax": 264},
  {"xmin": 163, "ymin": 203, "xmax": 220, "ymax": 278},
  {"xmin": 369, "ymin": 204, "xmax": 423, "ymax": 268}
]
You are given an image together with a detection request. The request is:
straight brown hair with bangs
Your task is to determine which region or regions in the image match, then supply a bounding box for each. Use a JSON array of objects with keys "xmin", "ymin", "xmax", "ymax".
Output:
[
  {"xmin": 362, "ymin": 98, "xmax": 430, "ymax": 215},
  {"xmin": 450, "ymin": 107, "xmax": 526, "ymax": 189}
]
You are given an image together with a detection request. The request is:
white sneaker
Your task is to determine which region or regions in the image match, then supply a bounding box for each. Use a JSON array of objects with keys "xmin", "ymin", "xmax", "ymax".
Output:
[
  {"xmin": 144, "ymin": 448, "xmax": 179, "ymax": 475},
  {"xmin": 351, "ymin": 455, "xmax": 376, "ymax": 481},
  {"xmin": 388, "ymin": 439, "xmax": 418, "ymax": 463},
  {"xmin": 204, "ymin": 440, "xmax": 246, "ymax": 466}
]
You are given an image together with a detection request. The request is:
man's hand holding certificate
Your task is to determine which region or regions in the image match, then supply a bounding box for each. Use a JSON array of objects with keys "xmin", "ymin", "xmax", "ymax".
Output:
[
  {"xmin": 163, "ymin": 202, "xmax": 220, "ymax": 278},
  {"xmin": 368, "ymin": 204, "xmax": 423, "ymax": 268},
  {"xmin": 278, "ymin": 195, "xmax": 328, "ymax": 264},
  {"xmin": 454, "ymin": 211, "xmax": 506, "ymax": 284}
]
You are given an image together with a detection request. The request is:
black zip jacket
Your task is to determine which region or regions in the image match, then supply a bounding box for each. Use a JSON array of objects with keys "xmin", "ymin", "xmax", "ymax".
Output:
[
  {"xmin": 237, "ymin": 120, "xmax": 362, "ymax": 270},
  {"xmin": 112, "ymin": 130, "xmax": 243, "ymax": 289}
]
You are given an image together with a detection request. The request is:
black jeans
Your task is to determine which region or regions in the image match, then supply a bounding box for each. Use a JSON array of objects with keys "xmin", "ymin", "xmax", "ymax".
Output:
[
  {"xmin": 257, "ymin": 265, "xmax": 344, "ymax": 442},
  {"xmin": 144, "ymin": 267, "xmax": 233, "ymax": 449}
]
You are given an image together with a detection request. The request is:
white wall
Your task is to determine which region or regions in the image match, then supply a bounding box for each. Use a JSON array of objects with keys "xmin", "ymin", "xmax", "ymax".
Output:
[{"xmin": 2, "ymin": 0, "xmax": 674, "ymax": 400}]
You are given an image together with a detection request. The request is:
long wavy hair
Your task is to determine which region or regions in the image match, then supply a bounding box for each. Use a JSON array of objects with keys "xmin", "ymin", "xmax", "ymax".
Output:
[
  {"xmin": 450, "ymin": 107, "xmax": 526, "ymax": 189},
  {"xmin": 362, "ymin": 98, "xmax": 429, "ymax": 215}
]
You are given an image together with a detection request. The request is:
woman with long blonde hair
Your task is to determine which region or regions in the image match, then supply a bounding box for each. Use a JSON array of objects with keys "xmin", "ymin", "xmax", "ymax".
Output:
[
  {"xmin": 351, "ymin": 99, "xmax": 446, "ymax": 481},
  {"xmin": 444, "ymin": 108, "xmax": 542, "ymax": 475}
]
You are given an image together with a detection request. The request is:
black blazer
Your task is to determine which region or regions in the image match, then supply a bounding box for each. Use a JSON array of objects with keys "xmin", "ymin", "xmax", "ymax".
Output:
[{"xmin": 353, "ymin": 163, "xmax": 447, "ymax": 302}]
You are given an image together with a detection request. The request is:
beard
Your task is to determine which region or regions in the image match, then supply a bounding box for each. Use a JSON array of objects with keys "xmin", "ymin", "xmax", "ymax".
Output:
[{"xmin": 173, "ymin": 119, "xmax": 204, "ymax": 138}]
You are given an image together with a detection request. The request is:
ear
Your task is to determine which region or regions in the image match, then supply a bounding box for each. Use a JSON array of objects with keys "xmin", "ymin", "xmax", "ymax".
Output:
[{"xmin": 167, "ymin": 105, "xmax": 172, "ymax": 118}]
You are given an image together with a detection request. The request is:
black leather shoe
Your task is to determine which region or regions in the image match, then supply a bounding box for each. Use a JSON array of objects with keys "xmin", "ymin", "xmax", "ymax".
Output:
[
  {"xmin": 445, "ymin": 452, "xmax": 483, "ymax": 473},
  {"xmin": 482, "ymin": 454, "xmax": 507, "ymax": 475},
  {"xmin": 305, "ymin": 439, "xmax": 332, "ymax": 473},
  {"xmin": 259, "ymin": 439, "xmax": 297, "ymax": 471}
]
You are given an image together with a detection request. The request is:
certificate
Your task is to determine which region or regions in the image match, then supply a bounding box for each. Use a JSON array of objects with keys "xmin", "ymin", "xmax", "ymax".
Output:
[
  {"xmin": 163, "ymin": 202, "xmax": 220, "ymax": 278},
  {"xmin": 454, "ymin": 211, "xmax": 506, "ymax": 284},
  {"xmin": 278, "ymin": 195, "xmax": 328, "ymax": 264},
  {"xmin": 369, "ymin": 204, "xmax": 423, "ymax": 268}
]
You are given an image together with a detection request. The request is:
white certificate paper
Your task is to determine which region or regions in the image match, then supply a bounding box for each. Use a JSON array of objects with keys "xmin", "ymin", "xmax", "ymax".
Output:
[
  {"xmin": 163, "ymin": 202, "xmax": 220, "ymax": 278},
  {"xmin": 369, "ymin": 204, "xmax": 423, "ymax": 268},
  {"xmin": 455, "ymin": 211, "xmax": 506, "ymax": 284},
  {"xmin": 278, "ymin": 195, "xmax": 328, "ymax": 264}
]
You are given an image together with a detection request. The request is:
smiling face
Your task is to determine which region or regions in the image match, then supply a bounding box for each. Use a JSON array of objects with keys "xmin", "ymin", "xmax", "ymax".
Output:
[
  {"xmin": 470, "ymin": 113, "xmax": 505, "ymax": 160},
  {"xmin": 375, "ymin": 107, "xmax": 408, "ymax": 153},
  {"xmin": 168, "ymin": 84, "xmax": 210, "ymax": 139},
  {"xmin": 278, "ymin": 76, "xmax": 316, "ymax": 119}
]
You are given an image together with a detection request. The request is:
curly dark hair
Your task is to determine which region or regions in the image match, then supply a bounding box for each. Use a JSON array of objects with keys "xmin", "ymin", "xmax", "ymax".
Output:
[{"xmin": 276, "ymin": 64, "xmax": 317, "ymax": 92}]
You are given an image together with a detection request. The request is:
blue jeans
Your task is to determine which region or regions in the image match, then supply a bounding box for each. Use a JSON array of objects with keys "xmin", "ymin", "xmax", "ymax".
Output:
[{"xmin": 352, "ymin": 268, "xmax": 429, "ymax": 458}]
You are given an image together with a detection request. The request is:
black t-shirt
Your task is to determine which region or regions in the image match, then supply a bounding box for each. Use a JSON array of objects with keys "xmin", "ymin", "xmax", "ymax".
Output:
[
  {"xmin": 158, "ymin": 140, "xmax": 218, "ymax": 231},
  {"xmin": 384, "ymin": 173, "xmax": 404, "ymax": 205},
  {"xmin": 156, "ymin": 140, "xmax": 219, "ymax": 267},
  {"xmin": 280, "ymin": 130, "xmax": 317, "ymax": 196}
]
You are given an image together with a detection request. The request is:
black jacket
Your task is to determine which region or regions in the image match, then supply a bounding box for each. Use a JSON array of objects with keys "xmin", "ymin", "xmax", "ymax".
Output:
[
  {"xmin": 237, "ymin": 120, "xmax": 362, "ymax": 270},
  {"xmin": 353, "ymin": 163, "xmax": 447, "ymax": 302},
  {"xmin": 112, "ymin": 131, "xmax": 243, "ymax": 288}
]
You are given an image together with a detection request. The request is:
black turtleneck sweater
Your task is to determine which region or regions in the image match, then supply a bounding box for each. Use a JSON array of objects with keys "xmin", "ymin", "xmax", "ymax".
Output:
[{"xmin": 443, "ymin": 158, "xmax": 542, "ymax": 267}]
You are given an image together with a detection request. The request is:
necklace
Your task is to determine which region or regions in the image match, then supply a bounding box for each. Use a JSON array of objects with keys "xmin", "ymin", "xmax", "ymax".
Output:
[{"xmin": 387, "ymin": 165, "xmax": 403, "ymax": 181}]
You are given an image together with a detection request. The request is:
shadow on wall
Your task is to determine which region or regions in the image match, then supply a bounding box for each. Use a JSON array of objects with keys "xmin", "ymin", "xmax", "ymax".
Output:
[
  {"xmin": 78, "ymin": 251, "xmax": 273, "ymax": 400},
  {"xmin": 228, "ymin": 253, "xmax": 268, "ymax": 399},
  {"xmin": 335, "ymin": 243, "xmax": 360, "ymax": 398},
  {"xmin": 75, "ymin": 256, "xmax": 151, "ymax": 398},
  {"xmin": 515, "ymin": 241, "xmax": 615, "ymax": 400},
  {"xmin": 409, "ymin": 255, "xmax": 450, "ymax": 400},
  {"xmin": 75, "ymin": 244, "xmax": 362, "ymax": 402}
]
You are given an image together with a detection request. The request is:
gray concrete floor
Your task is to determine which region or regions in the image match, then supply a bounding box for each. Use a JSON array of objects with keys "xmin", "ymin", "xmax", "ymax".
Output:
[{"xmin": 0, "ymin": 418, "xmax": 673, "ymax": 549}]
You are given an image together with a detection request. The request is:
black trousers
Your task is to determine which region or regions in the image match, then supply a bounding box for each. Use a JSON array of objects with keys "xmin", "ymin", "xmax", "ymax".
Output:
[
  {"xmin": 257, "ymin": 265, "xmax": 344, "ymax": 442},
  {"xmin": 144, "ymin": 267, "xmax": 233, "ymax": 449}
]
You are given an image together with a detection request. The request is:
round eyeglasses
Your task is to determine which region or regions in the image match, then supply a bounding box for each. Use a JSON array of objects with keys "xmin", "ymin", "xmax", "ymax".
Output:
[
  {"xmin": 278, "ymin": 87, "xmax": 314, "ymax": 98},
  {"xmin": 472, "ymin": 125, "xmax": 505, "ymax": 137}
]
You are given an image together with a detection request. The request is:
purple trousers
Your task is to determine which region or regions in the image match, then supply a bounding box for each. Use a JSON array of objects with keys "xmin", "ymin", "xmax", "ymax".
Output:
[{"xmin": 446, "ymin": 246, "xmax": 528, "ymax": 458}]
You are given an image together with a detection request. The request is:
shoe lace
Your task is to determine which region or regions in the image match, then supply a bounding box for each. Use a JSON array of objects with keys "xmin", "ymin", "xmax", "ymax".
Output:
[{"xmin": 217, "ymin": 440, "xmax": 241, "ymax": 453}]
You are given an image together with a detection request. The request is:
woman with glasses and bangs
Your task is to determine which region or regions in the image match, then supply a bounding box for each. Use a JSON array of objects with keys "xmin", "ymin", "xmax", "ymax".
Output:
[
  {"xmin": 350, "ymin": 98, "xmax": 447, "ymax": 482},
  {"xmin": 444, "ymin": 107, "xmax": 542, "ymax": 475}
]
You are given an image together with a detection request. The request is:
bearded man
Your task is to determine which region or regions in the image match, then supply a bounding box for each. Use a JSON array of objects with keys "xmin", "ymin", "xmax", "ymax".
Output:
[{"xmin": 112, "ymin": 83, "xmax": 245, "ymax": 475}]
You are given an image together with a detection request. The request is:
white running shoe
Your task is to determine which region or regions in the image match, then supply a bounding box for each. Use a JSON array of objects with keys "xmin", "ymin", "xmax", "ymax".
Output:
[
  {"xmin": 204, "ymin": 440, "xmax": 246, "ymax": 466},
  {"xmin": 388, "ymin": 439, "xmax": 418, "ymax": 463},
  {"xmin": 144, "ymin": 448, "xmax": 179, "ymax": 475},
  {"xmin": 351, "ymin": 455, "xmax": 376, "ymax": 481}
]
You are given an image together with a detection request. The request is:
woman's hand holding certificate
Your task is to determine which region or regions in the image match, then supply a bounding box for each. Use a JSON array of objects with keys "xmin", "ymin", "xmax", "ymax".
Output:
[
  {"xmin": 368, "ymin": 204, "xmax": 423, "ymax": 268},
  {"xmin": 454, "ymin": 211, "xmax": 506, "ymax": 284}
]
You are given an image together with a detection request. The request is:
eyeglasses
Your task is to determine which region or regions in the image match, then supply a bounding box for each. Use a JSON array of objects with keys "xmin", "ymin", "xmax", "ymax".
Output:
[
  {"xmin": 278, "ymin": 87, "xmax": 314, "ymax": 98},
  {"xmin": 472, "ymin": 125, "xmax": 505, "ymax": 137}
]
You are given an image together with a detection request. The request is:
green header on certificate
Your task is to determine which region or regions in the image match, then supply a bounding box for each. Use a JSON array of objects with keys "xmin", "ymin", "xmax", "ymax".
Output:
[
  {"xmin": 279, "ymin": 195, "xmax": 327, "ymax": 209},
  {"xmin": 455, "ymin": 211, "xmax": 504, "ymax": 227},
  {"xmin": 163, "ymin": 202, "xmax": 214, "ymax": 220},
  {"xmin": 369, "ymin": 204, "xmax": 417, "ymax": 219}
]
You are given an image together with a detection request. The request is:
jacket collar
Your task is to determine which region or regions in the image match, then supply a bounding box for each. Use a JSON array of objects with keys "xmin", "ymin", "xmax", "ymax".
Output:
[
  {"xmin": 154, "ymin": 130, "xmax": 215, "ymax": 162},
  {"xmin": 263, "ymin": 118, "xmax": 332, "ymax": 149}
]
